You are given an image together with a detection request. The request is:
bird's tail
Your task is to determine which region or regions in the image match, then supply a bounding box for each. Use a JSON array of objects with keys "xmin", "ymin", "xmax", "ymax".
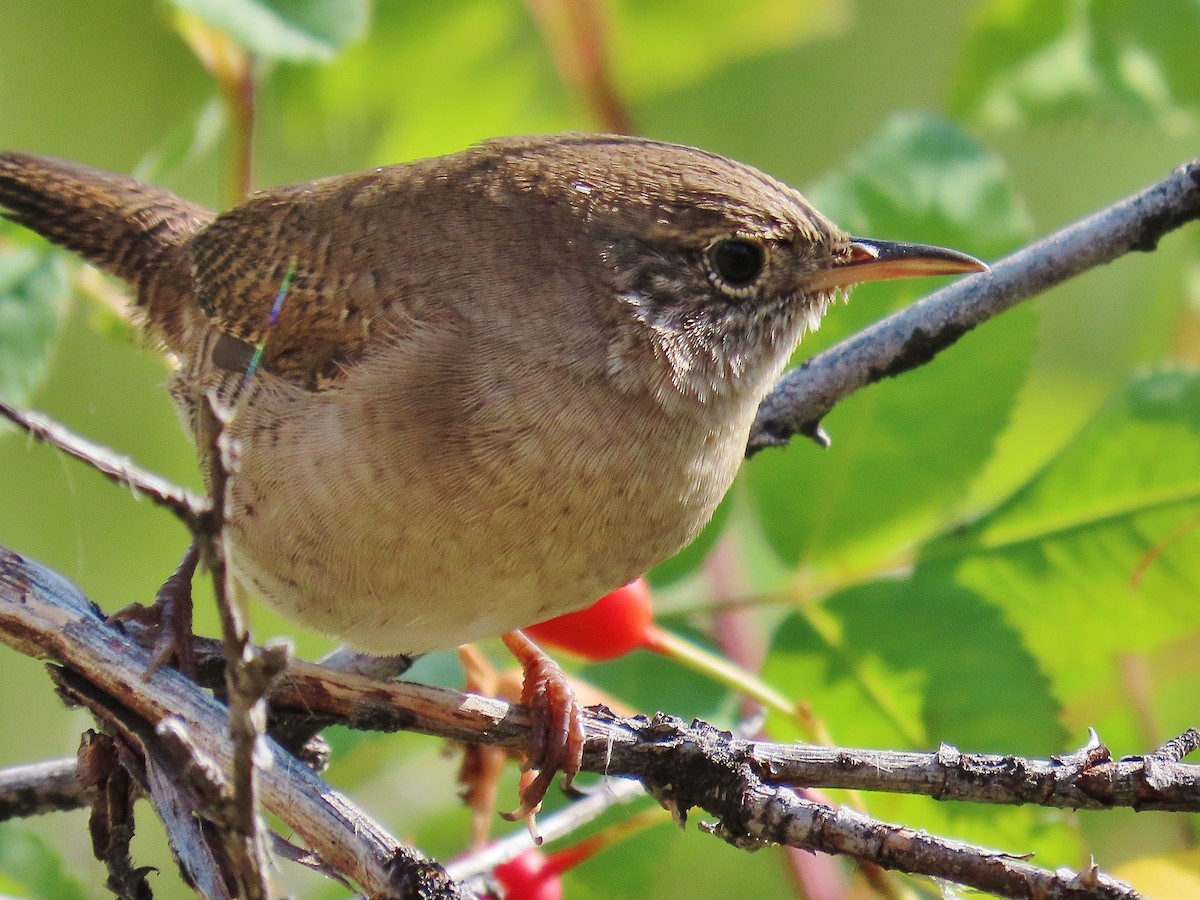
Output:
[{"xmin": 0, "ymin": 152, "xmax": 215, "ymax": 351}]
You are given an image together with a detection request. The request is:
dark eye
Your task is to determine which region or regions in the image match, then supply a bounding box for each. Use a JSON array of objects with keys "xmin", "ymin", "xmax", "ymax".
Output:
[{"xmin": 708, "ymin": 238, "xmax": 766, "ymax": 294}]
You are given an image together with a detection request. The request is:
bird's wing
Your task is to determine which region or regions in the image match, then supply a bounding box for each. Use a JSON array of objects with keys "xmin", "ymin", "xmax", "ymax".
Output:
[{"xmin": 192, "ymin": 169, "xmax": 443, "ymax": 389}]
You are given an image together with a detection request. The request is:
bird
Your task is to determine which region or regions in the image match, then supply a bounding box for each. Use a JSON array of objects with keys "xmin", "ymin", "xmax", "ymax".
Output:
[{"xmin": 0, "ymin": 133, "xmax": 986, "ymax": 815}]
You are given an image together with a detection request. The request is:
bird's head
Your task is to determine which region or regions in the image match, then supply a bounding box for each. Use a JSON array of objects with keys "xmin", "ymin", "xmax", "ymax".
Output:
[{"xmin": 468, "ymin": 134, "xmax": 987, "ymax": 409}]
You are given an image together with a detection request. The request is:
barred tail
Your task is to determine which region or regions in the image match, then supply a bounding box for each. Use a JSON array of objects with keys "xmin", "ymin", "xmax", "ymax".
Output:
[{"xmin": 0, "ymin": 151, "xmax": 215, "ymax": 349}]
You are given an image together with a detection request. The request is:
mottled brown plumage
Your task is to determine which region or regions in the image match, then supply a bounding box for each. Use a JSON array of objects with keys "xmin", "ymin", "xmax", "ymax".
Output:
[{"xmin": 0, "ymin": 134, "xmax": 985, "ymax": 654}]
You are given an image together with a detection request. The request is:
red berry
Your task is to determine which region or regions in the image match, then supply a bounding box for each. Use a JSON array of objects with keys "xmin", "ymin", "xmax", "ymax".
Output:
[
  {"xmin": 525, "ymin": 578, "xmax": 654, "ymax": 661},
  {"xmin": 494, "ymin": 849, "xmax": 563, "ymax": 900}
]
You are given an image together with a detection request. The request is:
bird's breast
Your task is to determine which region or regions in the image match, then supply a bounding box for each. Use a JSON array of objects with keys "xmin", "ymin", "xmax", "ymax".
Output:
[{"xmin": 212, "ymin": 352, "xmax": 751, "ymax": 654}]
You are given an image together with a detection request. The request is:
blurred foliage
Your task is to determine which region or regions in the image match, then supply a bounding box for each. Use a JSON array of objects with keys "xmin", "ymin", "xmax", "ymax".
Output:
[
  {"xmin": 0, "ymin": 824, "xmax": 88, "ymax": 900},
  {"xmin": 168, "ymin": 0, "xmax": 371, "ymax": 61},
  {"xmin": 951, "ymin": 0, "xmax": 1200, "ymax": 132},
  {"xmin": 0, "ymin": 1, "xmax": 1198, "ymax": 898},
  {"xmin": 0, "ymin": 223, "xmax": 70, "ymax": 404}
]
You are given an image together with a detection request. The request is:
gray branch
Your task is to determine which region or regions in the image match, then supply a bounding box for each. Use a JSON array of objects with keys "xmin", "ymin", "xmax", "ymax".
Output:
[
  {"xmin": 748, "ymin": 159, "xmax": 1200, "ymax": 452},
  {"xmin": 0, "ymin": 545, "xmax": 467, "ymax": 900},
  {"xmin": 0, "ymin": 399, "xmax": 209, "ymax": 528},
  {"xmin": 7, "ymin": 547, "xmax": 1189, "ymax": 898}
]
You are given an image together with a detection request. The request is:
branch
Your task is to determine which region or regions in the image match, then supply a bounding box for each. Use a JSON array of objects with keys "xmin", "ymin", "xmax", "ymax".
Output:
[
  {"xmin": 0, "ymin": 545, "xmax": 467, "ymax": 899},
  {"xmin": 709, "ymin": 779, "xmax": 1135, "ymax": 899},
  {"xmin": 198, "ymin": 394, "xmax": 279, "ymax": 899},
  {"xmin": 0, "ymin": 398, "xmax": 208, "ymax": 530},
  {"xmin": 446, "ymin": 776, "xmax": 648, "ymax": 885},
  {"xmin": 525, "ymin": 0, "xmax": 633, "ymax": 134},
  {"xmin": 0, "ymin": 757, "xmax": 96, "ymax": 819},
  {"xmin": 177, "ymin": 632, "xmax": 1200, "ymax": 815},
  {"xmin": 5, "ymin": 546, "xmax": 1184, "ymax": 898},
  {"xmin": 748, "ymin": 159, "xmax": 1200, "ymax": 452}
]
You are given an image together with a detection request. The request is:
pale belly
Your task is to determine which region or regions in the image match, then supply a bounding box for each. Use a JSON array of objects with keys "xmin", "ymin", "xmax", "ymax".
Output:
[{"xmin": 221, "ymin": 378, "xmax": 749, "ymax": 655}]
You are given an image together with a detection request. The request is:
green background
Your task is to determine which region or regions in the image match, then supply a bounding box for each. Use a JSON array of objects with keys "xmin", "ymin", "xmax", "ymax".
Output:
[{"xmin": 1, "ymin": 1, "xmax": 1198, "ymax": 897}]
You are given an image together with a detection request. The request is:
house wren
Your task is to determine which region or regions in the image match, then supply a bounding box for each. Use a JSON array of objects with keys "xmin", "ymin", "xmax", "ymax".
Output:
[{"xmin": 0, "ymin": 134, "xmax": 985, "ymax": 806}]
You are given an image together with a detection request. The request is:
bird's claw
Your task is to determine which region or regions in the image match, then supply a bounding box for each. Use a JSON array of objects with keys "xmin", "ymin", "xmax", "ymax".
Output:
[
  {"xmin": 499, "ymin": 630, "xmax": 585, "ymax": 833},
  {"xmin": 108, "ymin": 544, "xmax": 200, "ymax": 679}
]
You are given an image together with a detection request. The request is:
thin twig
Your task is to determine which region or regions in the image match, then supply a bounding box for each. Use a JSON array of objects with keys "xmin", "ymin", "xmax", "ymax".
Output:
[
  {"xmin": 170, "ymin": 11, "xmax": 256, "ymax": 206},
  {"xmin": 224, "ymin": 53, "xmax": 256, "ymax": 204},
  {"xmin": 0, "ymin": 756, "xmax": 95, "ymax": 818},
  {"xmin": 445, "ymin": 777, "xmax": 647, "ymax": 884},
  {"xmin": 748, "ymin": 160, "xmax": 1200, "ymax": 452},
  {"xmin": 14, "ymin": 699, "xmax": 1199, "ymax": 824},
  {"xmin": 720, "ymin": 780, "xmax": 1137, "ymax": 899},
  {"xmin": 197, "ymin": 394, "xmax": 280, "ymax": 899},
  {"xmin": 0, "ymin": 398, "xmax": 208, "ymax": 529},
  {"xmin": 525, "ymin": 0, "xmax": 633, "ymax": 133}
]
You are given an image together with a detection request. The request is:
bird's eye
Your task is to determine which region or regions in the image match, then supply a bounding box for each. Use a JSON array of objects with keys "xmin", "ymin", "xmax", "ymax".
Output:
[{"xmin": 707, "ymin": 238, "xmax": 766, "ymax": 295}]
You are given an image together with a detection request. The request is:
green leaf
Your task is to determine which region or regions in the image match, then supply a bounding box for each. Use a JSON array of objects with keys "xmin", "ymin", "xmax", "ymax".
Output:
[
  {"xmin": 950, "ymin": 0, "xmax": 1200, "ymax": 131},
  {"xmin": 922, "ymin": 369, "xmax": 1200, "ymax": 727},
  {"xmin": 1092, "ymin": 0, "xmax": 1200, "ymax": 115},
  {"xmin": 744, "ymin": 114, "xmax": 1034, "ymax": 569},
  {"xmin": 763, "ymin": 577, "xmax": 1074, "ymax": 865},
  {"xmin": 169, "ymin": 0, "xmax": 371, "ymax": 61},
  {"xmin": 0, "ymin": 823, "xmax": 88, "ymax": 900},
  {"xmin": 764, "ymin": 578, "xmax": 1063, "ymax": 752},
  {"xmin": 0, "ymin": 226, "xmax": 71, "ymax": 407}
]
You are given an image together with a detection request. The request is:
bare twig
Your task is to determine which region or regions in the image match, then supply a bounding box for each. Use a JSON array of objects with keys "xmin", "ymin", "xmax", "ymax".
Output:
[
  {"xmin": 717, "ymin": 780, "xmax": 1137, "ymax": 899},
  {"xmin": 525, "ymin": 0, "xmax": 633, "ymax": 133},
  {"xmin": 1148, "ymin": 728, "xmax": 1200, "ymax": 764},
  {"xmin": 171, "ymin": 11, "xmax": 256, "ymax": 206},
  {"xmin": 14, "ymin": 700, "xmax": 1199, "ymax": 823},
  {"xmin": 446, "ymin": 777, "xmax": 646, "ymax": 885},
  {"xmin": 0, "ymin": 398, "xmax": 208, "ymax": 529},
  {"xmin": 196, "ymin": 394, "xmax": 277, "ymax": 899},
  {"xmin": 0, "ymin": 756, "xmax": 95, "ymax": 818},
  {"xmin": 224, "ymin": 57, "xmax": 256, "ymax": 204},
  {"xmin": 749, "ymin": 160, "xmax": 1200, "ymax": 452}
]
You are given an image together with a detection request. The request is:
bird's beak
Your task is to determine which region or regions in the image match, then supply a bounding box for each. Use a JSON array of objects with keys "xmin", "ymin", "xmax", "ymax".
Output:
[{"xmin": 805, "ymin": 237, "xmax": 988, "ymax": 293}]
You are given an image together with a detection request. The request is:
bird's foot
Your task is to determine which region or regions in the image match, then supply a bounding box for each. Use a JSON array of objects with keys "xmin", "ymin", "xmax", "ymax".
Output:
[
  {"xmin": 498, "ymin": 630, "xmax": 584, "ymax": 834},
  {"xmin": 108, "ymin": 543, "xmax": 200, "ymax": 679}
]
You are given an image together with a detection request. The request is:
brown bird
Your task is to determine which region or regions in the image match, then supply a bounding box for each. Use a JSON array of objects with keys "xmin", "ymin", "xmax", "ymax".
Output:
[{"xmin": 0, "ymin": 134, "xmax": 986, "ymax": 814}]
